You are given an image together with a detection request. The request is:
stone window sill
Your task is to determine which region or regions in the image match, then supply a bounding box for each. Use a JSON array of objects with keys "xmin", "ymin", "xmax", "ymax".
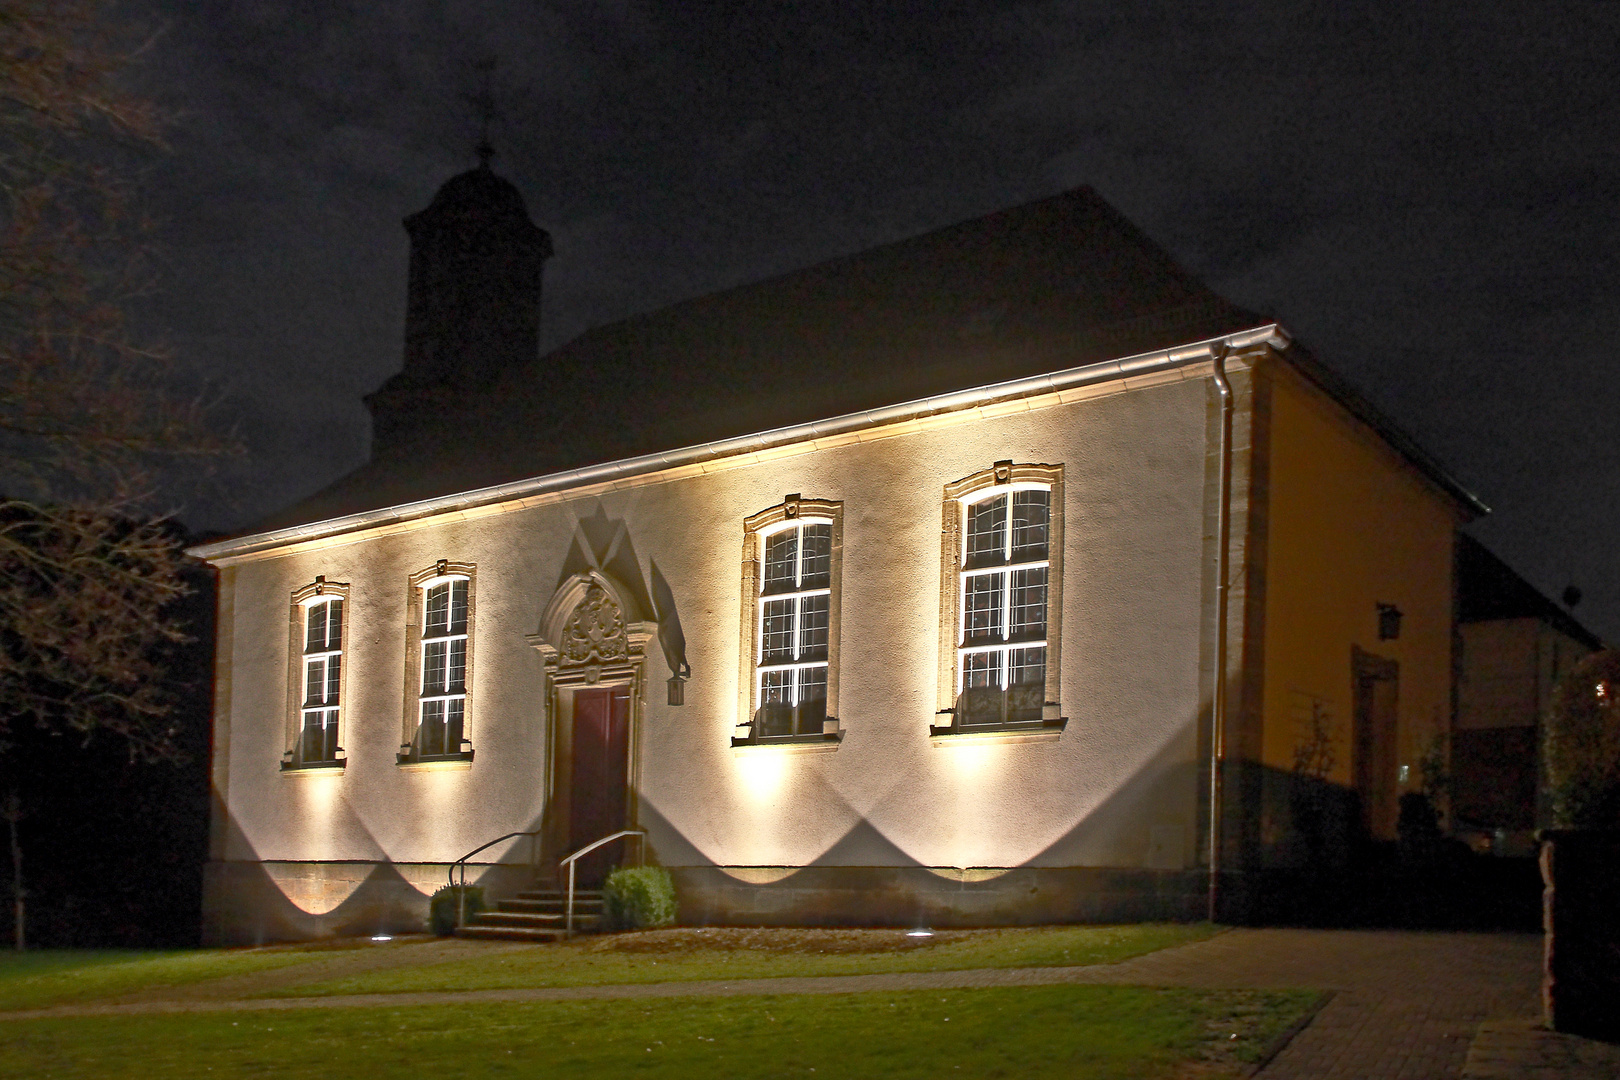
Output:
[
  {"xmin": 397, "ymin": 750, "xmax": 475, "ymax": 770},
  {"xmin": 280, "ymin": 756, "xmax": 346, "ymax": 773},
  {"xmin": 732, "ymin": 720, "xmax": 843, "ymax": 752},
  {"xmin": 929, "ymin": 714, "xmax": 1066, "ymax": 744}
]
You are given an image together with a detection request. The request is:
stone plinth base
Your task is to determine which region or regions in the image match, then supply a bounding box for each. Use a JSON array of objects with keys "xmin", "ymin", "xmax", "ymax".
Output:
[
  {"xmin": 669, "ymin": 865, "xmax": 1205, "ymax": 927},
  {"xmin": 201, "ymin": 860, "xmax": 535, "ymax": 946}
]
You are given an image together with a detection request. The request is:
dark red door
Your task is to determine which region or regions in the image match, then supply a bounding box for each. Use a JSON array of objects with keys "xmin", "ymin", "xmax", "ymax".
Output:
[{"xmin": 569, "ymin": 686, "xmax": 630, "ymax": 886}]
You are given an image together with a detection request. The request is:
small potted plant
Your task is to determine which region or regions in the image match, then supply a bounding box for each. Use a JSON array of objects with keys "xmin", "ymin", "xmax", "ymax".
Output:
[{"xmin": 1539, "ymin": 648, "xmax": 1620, "ymax": 1041}]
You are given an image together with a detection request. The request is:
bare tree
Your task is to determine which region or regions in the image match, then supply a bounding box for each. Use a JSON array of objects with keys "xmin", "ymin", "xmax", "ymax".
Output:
[{"xmin": 1, "ymin": 0, "xmax": 233, "ymax": 948}]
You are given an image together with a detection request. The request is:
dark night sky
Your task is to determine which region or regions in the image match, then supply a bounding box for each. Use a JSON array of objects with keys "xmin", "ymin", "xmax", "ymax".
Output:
[{"xmin": 138, "ymin": 1, "xmax": 1620, "ymax": 642}]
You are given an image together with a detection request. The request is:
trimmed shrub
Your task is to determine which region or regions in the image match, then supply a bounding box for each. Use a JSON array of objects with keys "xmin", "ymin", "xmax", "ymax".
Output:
[
  {"xmin": 1543, "ymin": 649, "xmax": 1620, "ymax": 830},
  {"xmin": 601, "ymin": 866, "xmax": 677, "ymax": 931},
  {"xmin": 428, "ymin": 884, "xmax": 485, "ymax": 936}
]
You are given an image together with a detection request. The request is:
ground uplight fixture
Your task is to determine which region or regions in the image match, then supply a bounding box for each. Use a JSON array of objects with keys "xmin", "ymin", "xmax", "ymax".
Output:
[
  {"xmin": 907, "ymin": 928, "xmax": 934, "ymax": 938},
  {"xmin": 371, "ymin": 934, "xmax": 393, "ymax": 942}
]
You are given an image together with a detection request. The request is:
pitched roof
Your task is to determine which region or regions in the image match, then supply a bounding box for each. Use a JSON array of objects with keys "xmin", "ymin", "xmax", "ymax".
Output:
[
  {"xmin": 255, "ymin": 186, "xmax": 1262, "ymax": 531},
  {"xmin": 1457, "ymin": 533, "xmax": 1604, "ymax": 648}
]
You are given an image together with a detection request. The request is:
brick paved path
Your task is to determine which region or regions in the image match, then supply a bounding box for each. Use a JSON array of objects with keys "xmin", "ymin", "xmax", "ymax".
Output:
[
  {"xmin": 1093, "ymin": 928, "xmax": 1543, "ymax": 1080},
  {"xmin": 0, "ymin": 928, "xmax": 1547, "ymax": 1080},
  {"xmin": 1464, "ymin": 1019, "xmax": 1620, "ymax": 1079}
]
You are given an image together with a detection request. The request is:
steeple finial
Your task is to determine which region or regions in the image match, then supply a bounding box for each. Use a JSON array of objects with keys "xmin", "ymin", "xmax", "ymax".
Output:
[{"xmin": 469, "ymin": 56, "xmax": 499, "ymax": 168}]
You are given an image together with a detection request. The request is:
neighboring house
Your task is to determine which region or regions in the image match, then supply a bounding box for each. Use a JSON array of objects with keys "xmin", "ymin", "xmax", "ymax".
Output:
[
  {"xmin": 189, "ymin": 161, "xmax": 1486, "ymax": 943},
  {"xmin": 1452, "ymin": 534, "xmax": 1602, "ymax": 854}
]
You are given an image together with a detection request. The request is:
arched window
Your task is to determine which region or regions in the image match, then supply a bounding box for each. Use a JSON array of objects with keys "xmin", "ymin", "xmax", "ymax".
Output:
[
  {"xmin": 736, "ymin": 496, "xmax": 843, "ymax": 745},
  {"xmin": 283, "ymin": 577, "xmax": 349, "ymax": 770},
  {"xmin": 400, "ymin": 561, "xmax": 477, "ymax": 765},
  {"xmin": 937, "ymin": 462, "xmax": 1066, "ymax": 735}
]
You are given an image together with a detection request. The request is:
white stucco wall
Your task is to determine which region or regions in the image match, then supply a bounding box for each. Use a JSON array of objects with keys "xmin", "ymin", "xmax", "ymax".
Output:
[{"xmin": 212, "ymin": 373, "xmax": 1214, "ymax": 882}]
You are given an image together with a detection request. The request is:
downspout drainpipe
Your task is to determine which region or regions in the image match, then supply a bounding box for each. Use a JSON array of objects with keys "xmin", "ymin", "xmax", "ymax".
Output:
[{"xmin": 1208, "ymin": 345, "xmax": 1234, "ymax": 924}]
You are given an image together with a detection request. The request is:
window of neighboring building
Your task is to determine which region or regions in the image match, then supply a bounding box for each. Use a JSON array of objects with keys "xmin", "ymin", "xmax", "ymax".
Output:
[
  {"xmin": 936, "ymin": 462, "xmax": 1066, "ymax": 735},
  {"xmin": 400, "ymin": 561, "xmax": 476, "ymax": 764},
  {"xmin": 283, "ymin": 577, "xmax": 349, "ymax": 770},
  {"xmin": 736, "ymin": 497, "xmax": 843, "ymax": 745}
]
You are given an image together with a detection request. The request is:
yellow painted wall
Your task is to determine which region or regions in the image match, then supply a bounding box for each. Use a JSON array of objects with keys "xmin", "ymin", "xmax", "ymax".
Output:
[
  {"xmin": 1457, "ymin": 617, "xmax": 1592, "ymax": 730},
  {"xmin": 1258, "ymin": 362, "xmax": 1463, "ymax": 825}
]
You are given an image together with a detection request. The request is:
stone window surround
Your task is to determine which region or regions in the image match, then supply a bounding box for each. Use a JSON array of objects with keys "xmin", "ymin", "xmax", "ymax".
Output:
[
  {"xmin": 398, "ymin": 559, "xmax": 477, "ymax": 767},
  {"xmin": 735, "ymin": 495, "xmax": 844, "ymax": 747},
  {"xmin": 934, "ymin": 461, "xmax": 1067, "ymax": 738},
  {"xmin": 282, "ymin": 576, "xmax": 350, "ymax": 772}
]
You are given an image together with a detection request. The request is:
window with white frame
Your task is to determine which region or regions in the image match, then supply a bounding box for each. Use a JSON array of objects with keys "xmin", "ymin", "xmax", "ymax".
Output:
[
  {"xmin": 419, "ymin": 576, "xmax": 468, "ymax": 756},
  {"xmin": 284, "ymin": 576, "xmax": 349, "ymax": 771},
  {"xmin": 737, "ymin": 497, "xmax": 843, "ymax": 744},
  {"xmin": 939, "ymin": 462, "xmax": 1064, "ymax": 733},
  {"xmin": 301, "ymin": 595, "xmax": 344, "ymax": 761},
  {"xmin": 401, "ymin": 562, "xmax": 475, "ymax": 764}
]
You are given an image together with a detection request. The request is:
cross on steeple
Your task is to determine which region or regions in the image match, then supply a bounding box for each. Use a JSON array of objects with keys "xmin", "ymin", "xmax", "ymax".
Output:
[{"xmin": 469, "ymin": 56, "xmax": 499, "ymax": 167}]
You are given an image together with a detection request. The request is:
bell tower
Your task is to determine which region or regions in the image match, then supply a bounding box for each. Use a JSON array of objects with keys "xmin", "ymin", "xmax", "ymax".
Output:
[
  {"xmin": 398, "ymin": 156, "xmax": 552, "ymax": 388},
  {"xmin": 366, "ymin": 67, "xmax": 553, "ymax": 461}
]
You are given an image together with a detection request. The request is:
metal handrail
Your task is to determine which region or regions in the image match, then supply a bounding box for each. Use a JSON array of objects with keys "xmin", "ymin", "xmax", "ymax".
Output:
[
  {"xmin": 447, "ymin": 829, "xmax": 544, "ymax": 929},
  {"xmin": 559, "ymin": 829, "xmax": 645, "ymax": 935}
]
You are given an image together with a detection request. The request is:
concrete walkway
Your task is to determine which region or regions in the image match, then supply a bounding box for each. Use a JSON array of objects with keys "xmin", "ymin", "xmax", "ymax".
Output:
[{"xmin": 4, "ymin": 927, "xmax": 1612, "ymax": 1079}]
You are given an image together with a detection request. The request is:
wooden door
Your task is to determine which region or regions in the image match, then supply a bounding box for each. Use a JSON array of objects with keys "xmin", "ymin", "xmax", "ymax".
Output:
[
  {"xmin": 1353, "ymin": 651, "xmax": 1400, "ymax": 841},
  {"xmin": 569, "ymin": 685, "xmax": 630, "ymax": 886}
]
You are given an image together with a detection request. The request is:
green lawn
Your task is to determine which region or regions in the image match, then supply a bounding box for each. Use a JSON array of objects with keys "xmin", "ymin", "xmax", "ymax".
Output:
[
  {"xmin": 0, "ymin": 947, "xmax": 341, "ymax": 1011},
  {"xmin": 271, "ymin": 924, "xmax": 1218, "ymax": 998},
  {"xmin": 0, "ymin": 984, "xmax": 1320, "ymax": 1080}
]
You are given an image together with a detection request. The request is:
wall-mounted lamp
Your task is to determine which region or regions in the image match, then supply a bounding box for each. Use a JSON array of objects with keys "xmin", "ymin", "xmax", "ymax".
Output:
[
  {"xmin": 667, "ymin": 675, "xmax": 685, "ymax": 706},
  {"xmin": 1377, "ymin": 603, "xmax": 1403, "ymax": 641}
]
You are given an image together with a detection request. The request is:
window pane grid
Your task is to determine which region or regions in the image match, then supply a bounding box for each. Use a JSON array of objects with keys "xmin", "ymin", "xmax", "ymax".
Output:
[
  {"xmin": 955, "ymin": 486, "xmax": 1050, "ymax": 719},
  {"xmin": 754, "ymin": 519, "xmax": 833, "ymax": 738},
  {"xmin": 761, "ymin": 598, "xmax": 796, "ymax": 663},
  {"xmin": 965, "ymin": 495, "xmax": 1007, "ymax": 567},
  {"xmin": 298, "ymin": 597, "xmax": 342, "ymax": 762},
  {"xmin": 1010, "ymin": 566, "xmax": 1048, "ymax": 638},
  {"xmin": 798, "ymin": 523, "xmax": 832, "ymax": 589},
  {"xmin": 300, "ymin": 708, "xmax": 339, "ymax": 762},
  {"xmin": 763, "ymin": 531, "xmax": 798, "ymax": 594},
  {"xmin": 962, "ymin": 571, "xmax": 1005, "ymax": 641},
  {"xmin": 418, "ymin": 577, "xmax": 468, "ymax": 757},
  {"xmin": 1011, "ymin": 490, "xmax": 1050, "ymax": 560},
  {"xmin": 797, "ymin": 593, "xmax": 829, "ymax": 660}
]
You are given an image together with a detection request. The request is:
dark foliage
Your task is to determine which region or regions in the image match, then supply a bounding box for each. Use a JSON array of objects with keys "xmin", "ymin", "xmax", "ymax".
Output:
[
  {"xmin": 1543, "ymin": 649, "xmax": 1620, "ymax": 830},
  {"xmin": 0, "ymin": 554, "xmax": 212, "ymax": 947},
  {"xmin": 428, "ymin": 885, "xmax": 484, "ymax": 936},
  {"xmin": 602, "ymin": 866, "xmax": 677, "ymax": 931}
]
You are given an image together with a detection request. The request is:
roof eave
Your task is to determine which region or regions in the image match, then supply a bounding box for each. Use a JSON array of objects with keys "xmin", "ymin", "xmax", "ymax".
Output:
[
  {"xmin": 1276, "ymin": 345, "xmax": 1490, "ymax": 519},
  {"xmin": 187, "ymin": 324, "xmax": 1288, "ymax": 564}
]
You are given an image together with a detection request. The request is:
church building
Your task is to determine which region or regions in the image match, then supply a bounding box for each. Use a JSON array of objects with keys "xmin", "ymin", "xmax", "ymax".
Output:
[{"xmin": 189, "ymin": 158, "xmax": 1484, "ymax": 943}]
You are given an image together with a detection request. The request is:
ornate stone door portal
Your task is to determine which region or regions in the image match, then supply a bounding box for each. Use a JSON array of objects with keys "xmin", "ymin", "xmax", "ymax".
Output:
[{"xmin": 528, "ymin": 572, "xmax": 656, "ymax": 879}]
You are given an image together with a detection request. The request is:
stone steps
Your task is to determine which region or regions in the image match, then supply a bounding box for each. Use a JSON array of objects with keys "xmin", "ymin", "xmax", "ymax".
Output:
[{"xmin": 455, "ymin": 888, "xmax": 604, "ymax": 942}]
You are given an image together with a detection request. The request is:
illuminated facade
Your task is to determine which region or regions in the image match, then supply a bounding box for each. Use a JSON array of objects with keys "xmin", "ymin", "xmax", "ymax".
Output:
[{"xmin": 190, "ymin": 164, "xmax": 1484, "ymax": 942}]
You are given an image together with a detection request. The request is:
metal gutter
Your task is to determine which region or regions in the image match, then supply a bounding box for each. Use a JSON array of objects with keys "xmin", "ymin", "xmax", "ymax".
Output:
[
  {"xmin": 187, "ymin": 324, "xmax": 1289, "ymax": 563},
  {"xmin": 1207, "ymin": 345, "xmax": 1233, "ymax": 923}
]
